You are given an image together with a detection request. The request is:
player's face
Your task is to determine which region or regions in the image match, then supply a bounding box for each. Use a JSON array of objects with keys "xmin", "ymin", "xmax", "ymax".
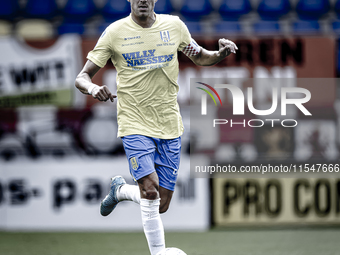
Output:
[{"xmin": 128, "ymin": 0, "xmax": 157, "ymax": 19}]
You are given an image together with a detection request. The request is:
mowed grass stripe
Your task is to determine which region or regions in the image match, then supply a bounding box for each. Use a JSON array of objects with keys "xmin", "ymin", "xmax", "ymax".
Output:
[{"xmin": 0, "ymin": 230, "xmax": 339, "ymax": 255}]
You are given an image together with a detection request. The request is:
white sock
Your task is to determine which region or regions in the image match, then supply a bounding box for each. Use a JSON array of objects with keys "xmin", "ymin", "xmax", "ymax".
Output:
[
  {"xmin": 117, "ymin": 184, "xmax": 140, "ymax": 204},
  {"xmin": 140, "ymin": 199, "xmax": 165, "ymax": 255}
]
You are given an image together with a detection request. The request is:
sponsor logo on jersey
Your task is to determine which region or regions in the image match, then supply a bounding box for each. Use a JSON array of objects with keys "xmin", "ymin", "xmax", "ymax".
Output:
[
  {"xmin": 124, "ymin": 36, "xmax": 141, "ymax": 40},
  {"xmin": 122, "ymin": 49, "xmax": 174, "ymax": 67},
  {"xmin": 160, "ymin": 31, "xmax": 170, "ymax": 42}
]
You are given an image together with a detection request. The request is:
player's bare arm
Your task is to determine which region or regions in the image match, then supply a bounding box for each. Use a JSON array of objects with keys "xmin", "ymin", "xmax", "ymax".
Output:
[
  {"xmin": 75, "ymin": 60, "xmax": 116, "ymax": 102},
  {"xmin": 189, "ymin": 38, "xmax": 238, "ymax": 66}
]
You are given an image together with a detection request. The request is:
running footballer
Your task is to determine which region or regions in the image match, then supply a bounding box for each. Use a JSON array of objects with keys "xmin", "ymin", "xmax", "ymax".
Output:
[{"xmin": 75, "ymin": 1, "xmax": 237, "ymax": 254}]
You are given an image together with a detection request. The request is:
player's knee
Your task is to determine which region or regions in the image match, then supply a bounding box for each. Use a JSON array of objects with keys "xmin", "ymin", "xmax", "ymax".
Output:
[
  {"xmin": 139, "ymin": 174, "xmax": 159, "ymax": 200},
  {"xmin": 144, "ymin": 189, "xmax": 159, "ymax": 200}
]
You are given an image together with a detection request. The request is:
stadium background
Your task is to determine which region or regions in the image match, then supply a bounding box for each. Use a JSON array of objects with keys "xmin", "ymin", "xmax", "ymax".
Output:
[{"xmin": 0, "ymin": 0, "xmax": 340, "ymax": 254}]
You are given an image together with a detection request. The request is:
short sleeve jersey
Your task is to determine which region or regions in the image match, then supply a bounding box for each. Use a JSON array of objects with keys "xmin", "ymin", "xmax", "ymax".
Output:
[{"xmin": 87, "ymin": 14, "xmax": 194, "ymax": 139}]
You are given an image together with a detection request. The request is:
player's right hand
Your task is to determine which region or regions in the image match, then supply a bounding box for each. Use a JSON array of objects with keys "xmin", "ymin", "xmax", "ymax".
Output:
[{"xmin": 91, "ymin": 85, "xmax": 116, "ymax": 102}]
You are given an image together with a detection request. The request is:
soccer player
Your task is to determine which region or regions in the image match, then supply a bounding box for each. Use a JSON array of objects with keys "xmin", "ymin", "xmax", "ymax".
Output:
[{"xmin": 75, "ymin": 0, "xmax": 237, "ymax": 254}]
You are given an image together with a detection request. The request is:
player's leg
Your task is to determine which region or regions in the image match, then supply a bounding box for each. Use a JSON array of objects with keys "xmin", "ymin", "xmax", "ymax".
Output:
[
  {"xmin": 101, "ymin": 181, "xmax": 141, "ymax": 216},
  {"xmin": 117, "ymin": 162, "xmax": 161, "ymax": 204},
  {"xmin": 155, "ymin": 136, "xmax": 181, "ymax": 214},
  {"xmin": 122, "ymin": 135, "xmax": 165, "ymax": 255},
  {"xmin": 155, "ymin": 166, "xmax": 176, "ymax": 214},
  {"xmin": 100, "ymin": 135, "xmax": 154, "ymax": 215},
  {"xmin": 117, "ymin": 169, "xmax": 174, "ymax": 213},
  {"xmin": 136, "ymin": 171, "xmax": 165, "ymax": 255},
  {"xmin": 100, "ymin": 175, "xmax": 127, "ymax": 216},
  {"xmin": 115, "ymin": 175, "xmax": 174, "ymax": 214},
  {"xmin": 117, "ymin": 183, "xmax": 140, "ymax": 204},
  {"xmin": 116, "ymin": 173, "xmax": 175, "ymax": 213},
  {"xmin": 137, "ymin": 171, "xmax": 159, "ymax": 200},
  {"xmin": 101, "ymin": 135, "xmax": 165, "ymax": 255},
  {"xmin": 159, "ymin": 186, "xmax": 173, "ymax": 213}
]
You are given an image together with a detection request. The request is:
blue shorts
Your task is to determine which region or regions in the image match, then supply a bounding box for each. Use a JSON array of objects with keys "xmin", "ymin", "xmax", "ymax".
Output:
[{"xmin": 121, "ymin": 135, "xmax": 181, "ymax": 191}]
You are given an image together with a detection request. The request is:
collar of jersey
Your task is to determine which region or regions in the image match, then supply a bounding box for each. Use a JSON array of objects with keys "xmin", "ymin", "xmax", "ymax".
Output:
[{"xmin": 129, "ymin": 13, "xmax": 159, "ymax": 29}]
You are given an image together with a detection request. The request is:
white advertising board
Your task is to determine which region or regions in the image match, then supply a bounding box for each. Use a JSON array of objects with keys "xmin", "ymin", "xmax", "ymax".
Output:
[
  {"xmin": 0, "ymin": 155, "xmax": 209, "ymax": 231},
  {"xmin": 0, "ymin": 35, "xmax": 83, "ymax": 107}
]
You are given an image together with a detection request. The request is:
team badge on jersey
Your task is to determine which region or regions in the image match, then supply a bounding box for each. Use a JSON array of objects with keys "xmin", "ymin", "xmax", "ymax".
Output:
[
  {"xmin": 130, "ymin": 157, "xmax": 138, "ymax": 170},
  {"xmin": 160, "ymin": 31, "xmax": 170, "ymax": 42}
]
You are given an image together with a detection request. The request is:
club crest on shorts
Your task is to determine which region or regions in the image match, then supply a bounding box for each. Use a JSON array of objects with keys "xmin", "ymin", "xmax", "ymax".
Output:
[
  {"xmin": 160, "ymin": 31, "xmax": 170, "ymax": 43},
  {"xmin": 130, "ymin": 157, "xmax": 138, "ymax": 170}
]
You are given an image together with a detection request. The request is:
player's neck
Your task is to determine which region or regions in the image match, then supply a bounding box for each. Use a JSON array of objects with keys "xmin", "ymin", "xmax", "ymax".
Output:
[{"xmin": 131, "ymin": 12, "xmax": 156, "ymax": 28}]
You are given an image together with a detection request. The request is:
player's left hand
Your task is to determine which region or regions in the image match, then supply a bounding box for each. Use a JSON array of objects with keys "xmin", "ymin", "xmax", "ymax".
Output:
[{"xmin": 218, "ymin": 38, "xmax": 238, "ymax": 58}]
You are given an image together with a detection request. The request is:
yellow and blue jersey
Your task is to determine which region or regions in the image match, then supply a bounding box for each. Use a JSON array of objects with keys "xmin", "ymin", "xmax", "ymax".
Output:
[{"xmin": 87, "ymin": 14, "xmax": 194, "ymax": 139}]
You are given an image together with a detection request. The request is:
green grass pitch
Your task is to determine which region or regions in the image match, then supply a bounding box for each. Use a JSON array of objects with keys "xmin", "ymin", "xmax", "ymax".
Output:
[{"xmin": 1, "ymin": 229, "xmax": 339, "ymax": 255}]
